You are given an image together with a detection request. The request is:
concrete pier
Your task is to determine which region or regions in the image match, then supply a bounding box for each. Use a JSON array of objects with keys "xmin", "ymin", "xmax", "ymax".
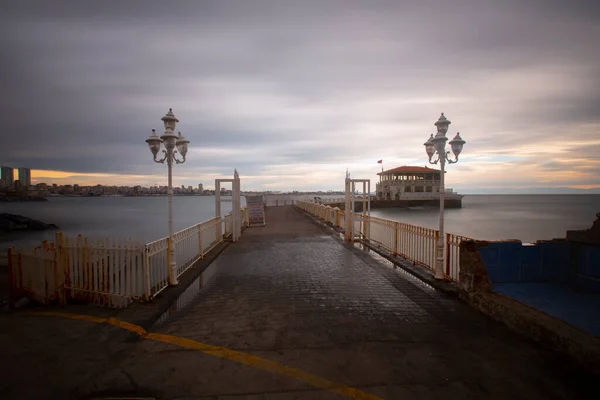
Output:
[{"xmin": 1, "ymin": 206, "xmax": 597, "ymax": 399}]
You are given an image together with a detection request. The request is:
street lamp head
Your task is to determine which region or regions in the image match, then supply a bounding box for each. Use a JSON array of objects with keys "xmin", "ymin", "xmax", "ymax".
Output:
[
  {"xmin": 160, "ymin": 130, "xmax": 178, "ymax": 152},
  {"xmin": 432, "ymin": 132, "xmax": 448, "ymax": 154},
  {"xmin": 449, "ymin": 132, "xmax": 466, "ymax": 158},
  {"xmin": 434, "ymin": 112, "xmax": 451, "ymax": 135},
  {"xmin": 145, "ymin": 129, "xmax": 163, "ymax": 156},
  {"xmin": 161, "ymin": 108, "xmax": 179, "ymax": 132},
  {"xmin": 176, "ymin": 131, "xmax": 190, "ymax": 157},
  {"xmin": 424, "ymin": 134, "xmax": 436, "ymax": 160}
]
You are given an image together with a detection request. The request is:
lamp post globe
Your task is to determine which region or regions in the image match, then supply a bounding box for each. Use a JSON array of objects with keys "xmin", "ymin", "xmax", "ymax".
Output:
[
  {"xmin": 176, "ymin": 132, "xmax": 190, "ymax": 159},
  {"xmin": 146, "ymin": 129, "xmax": 163, "ymax": 158},
  {"xmin": 449, "ymin": 132, "xmax": 466, "ymax": 159},
  {"xmin": 424, "ymin": 134, "xmax": 436, "ymax": 161},
  {"xmin": 434, "ymin": 112, "xmax": 451, "ymax": 134}
]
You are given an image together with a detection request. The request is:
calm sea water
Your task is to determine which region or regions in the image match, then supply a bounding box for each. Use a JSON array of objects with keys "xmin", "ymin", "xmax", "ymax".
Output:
[
  {"xmin": 371, "ymin": 194, "xmax": 599, "ymax": 242},
  {"xmin": 1, "ymin": 194, "xmax": 598, "ymax": 250},
  {"xmin": 0, "ymin": 196, "xmax": 245, "ymax": 251}
]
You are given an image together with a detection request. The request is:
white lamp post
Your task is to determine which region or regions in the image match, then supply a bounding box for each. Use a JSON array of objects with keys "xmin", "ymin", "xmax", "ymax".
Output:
[
  {"xmin": 145, "ymin": 108, "xmax": 190, "ymax": 285},
  {"xmin": 424, "ymin": 113, "xmax": 466, "ymax": 280}
]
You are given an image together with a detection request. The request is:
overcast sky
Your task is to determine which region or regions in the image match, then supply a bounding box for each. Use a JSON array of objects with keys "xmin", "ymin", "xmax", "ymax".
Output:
[{"xmin": 1, "ymin": 0, "xmax": 599, "ymax": 192}]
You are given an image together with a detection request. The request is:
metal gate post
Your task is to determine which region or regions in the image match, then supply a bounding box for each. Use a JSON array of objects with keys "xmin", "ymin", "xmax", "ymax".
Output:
[
  {"xmin": 215, "ymin": 180, "xmax": 222, "ymax": 238},
  {"xmin": 232, "ymin": 169, "xmax": 241, "ymax": 242},
  {"xmin": 344, "ymin": 171, "xmax": 352, "ymax": 242}
]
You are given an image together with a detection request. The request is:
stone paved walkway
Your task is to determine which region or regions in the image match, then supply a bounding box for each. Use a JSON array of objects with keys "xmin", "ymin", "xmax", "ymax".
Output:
[{"xmin": 2, "ymin": 206, "xmax": 598, "ymax": 399}]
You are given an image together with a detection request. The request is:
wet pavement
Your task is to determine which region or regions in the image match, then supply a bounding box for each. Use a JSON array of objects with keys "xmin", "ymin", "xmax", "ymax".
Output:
[{"xmin": 2, "ymin": 206, "xmax": 599, "ymax": 399}]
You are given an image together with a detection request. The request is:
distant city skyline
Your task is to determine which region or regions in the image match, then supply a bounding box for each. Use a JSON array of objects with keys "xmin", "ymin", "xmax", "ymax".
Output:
[
  {"xmin": 5, "ymin": 172, "xmax": 597, "ymax": 196},
  {"xmin": 1, "ymin": 1, "xmax": 599, "ymax": 193}
]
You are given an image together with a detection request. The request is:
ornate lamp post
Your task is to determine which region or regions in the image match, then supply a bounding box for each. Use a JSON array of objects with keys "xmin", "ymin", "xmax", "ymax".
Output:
[
  {"xmin": 145, "ymin": 108, "xmax": 190, "ymax": 285},
  {"xmin": 424, "ymin": 113, "xmax": 466, "ymax": 279}
]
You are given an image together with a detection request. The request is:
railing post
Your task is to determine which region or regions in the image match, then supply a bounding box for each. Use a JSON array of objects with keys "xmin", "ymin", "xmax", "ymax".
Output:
[
  {"xmin": 166, "ymin": 236, "xmax": 173, "ymax": 284},
  {"xmin": 393, "ymin": 222, "xmax": 399, "ymax": 255},
  {"xmin": 434, "ymin": 229, "xmax": 440, "ymax": 271},
  {"xmin": 445, "ymin": 233, "xmax": 451, "ymax": 277},
  {"xmin": 198, "ymin": 224, "xmax": 204, "ymax": 259},
  {"xmin": 54, "ymin": 232, "xmax": 66, "ymax": 305},
  {"xmin": 143, "ymin": 245, "xmax": 150, "ymax": 300},
  {"xmin": 7, "ymin": 248, "xmax": 16, "ymax": 309}
]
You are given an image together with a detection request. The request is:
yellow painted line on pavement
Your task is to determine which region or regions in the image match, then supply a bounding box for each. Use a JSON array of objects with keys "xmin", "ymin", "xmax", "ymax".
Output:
[{"xmin": 29, "ymin": 312, "xmax": 383, "ymax": 400}]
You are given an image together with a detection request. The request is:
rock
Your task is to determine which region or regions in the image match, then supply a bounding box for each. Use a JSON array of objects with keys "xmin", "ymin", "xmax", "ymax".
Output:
[
  {"xmin": 0, "ymin": 195, "xmax": 47, "ymax": 202},
  {"xmin": 567, "ymin": 212, "xmax": 600, "ymax": 245},
  {"xmin": 0, "ymin": 213, "xmax": 59, "ymax": 233}
]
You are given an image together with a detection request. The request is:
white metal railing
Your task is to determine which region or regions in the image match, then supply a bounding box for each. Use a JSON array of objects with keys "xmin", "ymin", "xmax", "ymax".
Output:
[
  {"xmin": 8, "ymin": 209, "xmax": 248, "ymax": 309},
  {"xmin": 314, "ymin": 197, "xmax": 345, "ymax": 205},
  {"xmin": 223, "ymin": 213, "xmax": 233, "ymax": 237},
  {"xmin": 145, "ymin": 237, "xmax": 170, "ymax": 298},
  {"xmin": 172, "ymin": 216, "xmax": 221, "ymax": 278},
  {"xmin": 265, "ymin": 198, "xmax": 297, "ymax": 207},
  {"xmin": 62, "ymin": 235, "xmax": 145, "ymax": 308},
  {"xmin": 297, "ymin": 200, "xmax": 470, "ymax": 281}
]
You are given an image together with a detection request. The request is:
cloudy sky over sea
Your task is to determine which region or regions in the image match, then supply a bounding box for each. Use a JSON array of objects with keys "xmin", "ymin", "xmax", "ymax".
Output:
[{"xmin": 1, "ymin": 0, "xmax": 599, "ymax": 192}]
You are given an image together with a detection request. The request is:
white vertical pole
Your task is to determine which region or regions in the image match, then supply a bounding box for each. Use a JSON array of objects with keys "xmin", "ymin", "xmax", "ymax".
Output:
[
  {"xmin": 435, "ymin": 159, "xmax": 446, "ymax": 279},
  {"xmin": 233, "ymin": 170, "xmax": 240, "ymax": 242},
  {"xmin": 215, "ymin": 180, "xmax": 222, "ymax": 239},
  {"xmin": 351, "ymin": 181, "xmax": 355, "ymax": 241},
  {"xmin": 167, "ymin": 154, "xmax": 178, "ymax": 285},
  {"xmin": 344, "ymin": 172, "xmax": 352, "ymax": 242}
]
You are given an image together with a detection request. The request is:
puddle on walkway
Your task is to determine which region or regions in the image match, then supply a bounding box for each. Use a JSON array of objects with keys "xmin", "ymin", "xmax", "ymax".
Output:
[
  {"xmin": 356, "ymin": 243, "xmax": 436, "ymax": 292},
  {"xmin": 154, "ymin": 261, "xmax": 219, "ymax": 326}
]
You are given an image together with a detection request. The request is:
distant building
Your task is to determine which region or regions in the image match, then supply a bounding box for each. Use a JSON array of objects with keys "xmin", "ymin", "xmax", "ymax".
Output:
[
  {"xmin": 18, "ymin": 167, "xmax": 31, "ymax": 187},
  {"xmin": 1, "ymin": 166, "xmax": 13, "ymax": 188},
  {"xmin": 198, "ymin": 183, "xmax": 203, "ymax": 192},
  {"xmin": 376, "ymin": 165, "xmax": 463, "ymax": 203}
]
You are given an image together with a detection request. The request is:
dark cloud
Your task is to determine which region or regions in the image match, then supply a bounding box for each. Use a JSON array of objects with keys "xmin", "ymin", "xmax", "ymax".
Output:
[{"xmin": 1, "ymin": 0, "xmax": 599, "ymax": 189}]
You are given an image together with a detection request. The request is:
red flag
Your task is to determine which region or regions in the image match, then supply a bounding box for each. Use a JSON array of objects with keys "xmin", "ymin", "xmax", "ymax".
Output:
[{"xmin": 377, "ymin": 160, "xmax": 382, "ymax": 164}]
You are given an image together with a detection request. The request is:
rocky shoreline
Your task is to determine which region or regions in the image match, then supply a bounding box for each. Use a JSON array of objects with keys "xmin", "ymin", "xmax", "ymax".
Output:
[
  {"xmin": 0, "ymin": 213, "xmax": 58, "ymax": 233},
  {"xmin": 0, "ymin": 195, "xmax": 48, "ymax": 202}
]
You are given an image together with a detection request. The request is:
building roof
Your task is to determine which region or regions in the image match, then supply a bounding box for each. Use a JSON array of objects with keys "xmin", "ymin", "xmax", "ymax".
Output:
[{"xmin": 377, "ymin": 166, "xmax": 441, "ymax": 175}]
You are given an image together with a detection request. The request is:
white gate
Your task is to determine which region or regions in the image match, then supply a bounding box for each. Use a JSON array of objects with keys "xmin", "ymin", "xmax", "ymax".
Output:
[
  {"xmin": 215, "ymin": 169, "xmax": 241, "ymax": 242},
  {"xmin": 344, "ymin": 171, "xmax": 371, "ymax": 242}
]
